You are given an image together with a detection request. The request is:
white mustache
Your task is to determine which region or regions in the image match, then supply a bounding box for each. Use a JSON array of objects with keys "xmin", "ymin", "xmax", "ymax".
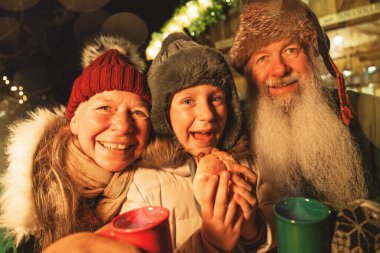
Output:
[{"xmin": 265, "ymin": 72, "xmax": 300, "ymax": 88}]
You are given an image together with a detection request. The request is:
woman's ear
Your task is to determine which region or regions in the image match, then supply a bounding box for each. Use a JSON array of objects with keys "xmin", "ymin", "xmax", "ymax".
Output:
[{"xmin": 69, "ymin": 113, "xmax": 78, "ymax": 135}]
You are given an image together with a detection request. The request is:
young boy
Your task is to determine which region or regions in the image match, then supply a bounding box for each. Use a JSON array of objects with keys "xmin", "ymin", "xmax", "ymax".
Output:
[{"xmin": 121, "ymin": 33, "xmax": 271, "ymax": 253}]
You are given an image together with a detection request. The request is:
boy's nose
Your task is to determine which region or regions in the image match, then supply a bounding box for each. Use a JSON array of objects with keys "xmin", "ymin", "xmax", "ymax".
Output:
[{"xmin": 198, "ymin": 103, "xmax": 215, "ymax": 122}]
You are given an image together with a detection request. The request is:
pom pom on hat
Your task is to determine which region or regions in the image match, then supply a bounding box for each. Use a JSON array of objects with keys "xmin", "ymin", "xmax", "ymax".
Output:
[
  {"xmin": 66, "ymin": 35, "xmax": 151, "ymax": 121},
  {"xmin": 81, "ymin": 35, "xmax": 146, "ymax": 72}
]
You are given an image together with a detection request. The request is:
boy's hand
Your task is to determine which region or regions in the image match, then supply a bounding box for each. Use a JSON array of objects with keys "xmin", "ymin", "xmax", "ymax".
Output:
[
  {"xmin": 230, "ymin": 163, "xmax": 261, "ymax": 241},
  {"xmin": 201, "ymin": 171, "xmax": 243, "ymax": 252}
]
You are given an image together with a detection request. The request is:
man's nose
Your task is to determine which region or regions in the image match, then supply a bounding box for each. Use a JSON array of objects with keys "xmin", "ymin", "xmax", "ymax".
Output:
[
  {"xmin": 270, "ymin": 55, "xmax": 289, "ymax": 77},
  {"xmin": 110, "ymin": 113, "xmax": 134, "ymax": 133}
]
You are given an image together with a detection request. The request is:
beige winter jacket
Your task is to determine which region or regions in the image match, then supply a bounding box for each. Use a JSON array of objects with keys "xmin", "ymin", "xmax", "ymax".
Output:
[{"xmin": 120, "ymin": 162, "xmax": 276, "ymax": 252}]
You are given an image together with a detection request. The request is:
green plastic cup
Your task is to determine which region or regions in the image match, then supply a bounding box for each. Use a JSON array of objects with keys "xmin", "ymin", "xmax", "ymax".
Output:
[{"xmin": 273, "ymin": 197, "xmax": 331, "ymax": 253}]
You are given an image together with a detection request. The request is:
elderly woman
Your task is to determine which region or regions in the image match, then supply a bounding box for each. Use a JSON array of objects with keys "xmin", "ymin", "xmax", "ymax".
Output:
[{"xmin": 0, "ymin": 35, "xmax": 151, "ymax": 253}]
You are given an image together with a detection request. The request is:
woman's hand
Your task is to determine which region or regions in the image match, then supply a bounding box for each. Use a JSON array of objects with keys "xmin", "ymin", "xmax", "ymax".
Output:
[{"xmin": 201, "ymin": 171, "xmax": 243, "ymax": 252}]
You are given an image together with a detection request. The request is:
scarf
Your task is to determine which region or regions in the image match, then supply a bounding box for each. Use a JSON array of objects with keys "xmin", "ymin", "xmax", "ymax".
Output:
[{"xmin": 67, "ymin": 139, "xmax": 135, "ymax": 223}]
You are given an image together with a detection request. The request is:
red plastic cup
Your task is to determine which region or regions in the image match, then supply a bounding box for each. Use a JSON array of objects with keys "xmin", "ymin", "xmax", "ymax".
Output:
[{"xmin": 99, "ymin": 206, "xmax": 173, "ymax": 253}]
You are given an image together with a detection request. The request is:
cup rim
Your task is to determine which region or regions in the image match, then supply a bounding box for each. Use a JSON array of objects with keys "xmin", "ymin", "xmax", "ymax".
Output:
[
  {"xmin": 111, "ymin": 206, "xmax": 170, "ymax": 233},
  {"xmin": 273, "ymin": 197, "xmax": 331, "ymax": 225}
]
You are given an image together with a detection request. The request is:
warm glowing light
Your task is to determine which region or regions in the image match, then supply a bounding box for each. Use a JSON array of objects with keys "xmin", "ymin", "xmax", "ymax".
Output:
[
  {"xmin": 368, "ymin": 66, "xmax": 377, "ymax": 74},
  {"xmin": 11, "ymin": 86, "xmax": 17, "ymax": 91},
  {"xmin": 5, "ymin": 80, "xmax": 10, "ymax": 85},
  {"xmin": 19, "ymin": 91, "xmax": 24, "ymax": 96},
  {"xmin": 186, "ymin": 4, "xmax": 199, "ymax": 19},
  {"xmin": 333, "ymin": 35, "xmax": 343, "ymax": 46},
  {"xmin": 23, "ymin": 95, "xmax": 28, "ymax": 101},
  {"xmin": 198, "ymin": 0, "xmax": 212, "ymax": 9},
  {"xmin": 2, "ymin": 76, "xmax": 7, "ymax": 81},
  {"xmin": 178, "ymin": 14, "xmax": 190, "ymax": 26},
  {"xmin": 19, "ymin": 99, "xmax": 24, "ymax": 104},
  {"xmin": 154, "ymin": 40, "xmax": 162, "ymax": 48},
  {"xmin": 168, "ymin": 23, "xmax": 182, "ymax": 33},
  {"xmin": 343, "ymin": 70, "xmax": 352, "ymax": 77},
  {"xmin": 19, "ymin": 86, "xmax": 23, "ymax": 90},
  {"xmin": 146, "ymin": 47, "xmax": 160, "ymax": 61}
]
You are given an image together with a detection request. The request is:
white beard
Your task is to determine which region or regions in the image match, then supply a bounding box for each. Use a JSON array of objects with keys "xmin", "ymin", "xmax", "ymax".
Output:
[{"xmin": 248, "ymin": 72, "xmax": 367, "ymax": 208}]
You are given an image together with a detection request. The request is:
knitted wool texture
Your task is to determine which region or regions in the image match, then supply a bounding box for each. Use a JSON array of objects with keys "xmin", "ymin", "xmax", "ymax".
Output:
[{"xmin": 66, "ymin": 37, "xmax": 151, "ymax": 120}]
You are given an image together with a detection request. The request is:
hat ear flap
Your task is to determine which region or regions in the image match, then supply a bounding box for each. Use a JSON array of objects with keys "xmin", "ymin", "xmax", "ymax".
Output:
[
  {"xmin": 302, "ymin": 2, "xmax": 336, "ymax": 78},
  {"xmin": 302, "ymin": 2, "xmax": 352, "ymax": 125}
]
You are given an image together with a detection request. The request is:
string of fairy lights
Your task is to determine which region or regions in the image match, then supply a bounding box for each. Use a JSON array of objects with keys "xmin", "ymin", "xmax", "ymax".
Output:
[
  {"xmin": 2, "ymin": 75, "xmax": 28, "ymax": 105},
  {"xmin": 145, "ymin": 0, "xmax": 238, "ymax": 60},
  {"xmin": 1, "ymin": 0, "xmax": 236, "ymax": 109}
]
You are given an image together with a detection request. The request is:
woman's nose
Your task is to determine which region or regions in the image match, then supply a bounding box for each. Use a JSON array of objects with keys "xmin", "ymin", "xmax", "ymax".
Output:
[{"xmin": 110, "ymin": 113, "xmax": 134, "ymax": 133}]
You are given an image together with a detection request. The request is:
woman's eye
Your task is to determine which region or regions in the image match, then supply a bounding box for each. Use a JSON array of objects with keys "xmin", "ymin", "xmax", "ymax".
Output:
[
  {"xmin": 97, "ymin": 106, "xmax": 111, "ymax": 111},
  {"xmin": 130, "ymin": 110, "xmax": 150, "ymax": 120}
]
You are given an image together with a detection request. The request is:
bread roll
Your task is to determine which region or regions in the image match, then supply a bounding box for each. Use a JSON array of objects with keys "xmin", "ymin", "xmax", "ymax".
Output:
[{"xmin": 193, "ymin": 149, "xmax": 238, "ymax": 204}]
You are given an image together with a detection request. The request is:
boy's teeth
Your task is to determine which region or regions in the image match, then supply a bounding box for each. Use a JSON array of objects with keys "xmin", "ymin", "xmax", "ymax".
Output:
[{"xmin": 100, "ymin": 142, "xmax": 129, "ymax": 150}]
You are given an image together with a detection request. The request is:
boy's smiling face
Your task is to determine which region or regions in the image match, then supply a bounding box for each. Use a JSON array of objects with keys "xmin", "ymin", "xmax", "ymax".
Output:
[
  {"xmin": 70, "ymin": 90, "xmax": 151, "ymax": 172},
  {"xmin": 169, "ymin": 84, "xmax": 227, "ymax": 157}
]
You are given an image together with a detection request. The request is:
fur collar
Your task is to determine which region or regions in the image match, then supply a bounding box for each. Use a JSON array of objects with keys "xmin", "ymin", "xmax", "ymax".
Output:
[{"xmin": 0, "ymin": 106, "xmax": 66, "ymax": 245}]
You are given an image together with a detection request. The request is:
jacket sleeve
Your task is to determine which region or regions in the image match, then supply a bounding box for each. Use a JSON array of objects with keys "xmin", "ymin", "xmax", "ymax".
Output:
[
  {"xmin": 235, "ymin": 207, "xmax": 276, "ymax": 253},
  {"xmin": 347, "ymin": 90, "xmax": 380, "ymax": 202}
]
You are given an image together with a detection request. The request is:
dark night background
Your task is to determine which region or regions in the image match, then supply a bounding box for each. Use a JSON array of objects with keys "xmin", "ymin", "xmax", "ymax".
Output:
[{"xmin": 0, "ymin": 0, "xmax": 179, "ymax": 106}]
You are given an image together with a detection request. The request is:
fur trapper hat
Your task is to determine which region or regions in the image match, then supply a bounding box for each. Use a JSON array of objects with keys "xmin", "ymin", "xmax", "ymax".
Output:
[
  {"xmin": 66, "ymin": 35, "xmax": 151, "ymax": 120},
  {"xmin": 148, "ymin": 32, "xmax": 242, "ymax": 150},
  {"xmin": 230, "ymin": 0, "xmax": 352, "ymax": 125}
]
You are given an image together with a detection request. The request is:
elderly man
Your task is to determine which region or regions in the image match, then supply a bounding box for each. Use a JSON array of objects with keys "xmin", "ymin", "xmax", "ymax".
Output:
[
  {"xmin": 230, "ymin": 1, "xmax": 380, "ymax": 251},
  {"xmin": 230, "ymin": 0, "xmax": 380, "ymax": 209}
]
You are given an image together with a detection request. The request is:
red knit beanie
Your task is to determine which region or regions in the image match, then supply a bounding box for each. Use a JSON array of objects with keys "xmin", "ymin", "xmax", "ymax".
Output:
[{"xmin": 66, "ymin": 36, "xmax": 151, "ymax": 120}]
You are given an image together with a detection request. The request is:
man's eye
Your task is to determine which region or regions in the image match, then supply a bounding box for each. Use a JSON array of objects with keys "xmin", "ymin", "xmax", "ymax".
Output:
[
  {"xmin": 284, "ymin": 47, "xmax": 300, "ymax": 57},
  {"xmin": 256, "ymin": 55, "xmax": 267, "ymax": 63}
]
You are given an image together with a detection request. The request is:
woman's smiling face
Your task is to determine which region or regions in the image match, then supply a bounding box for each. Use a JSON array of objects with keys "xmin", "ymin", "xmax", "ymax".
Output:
[
  {"xmin": 70, "ymin": 90, "xmax": 151, "ymax": 172},
  {"xmin": 169, "ymin": 84, "xmax": 227, "ymax": 157}
]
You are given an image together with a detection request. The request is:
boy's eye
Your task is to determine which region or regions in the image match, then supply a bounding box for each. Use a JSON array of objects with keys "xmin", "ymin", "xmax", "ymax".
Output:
[
  {"xmin": 211, "ymin": 96, "xmax": 223, "ymax": 103},
  {"xmin": 181, "ymin": 98, "xmax": 193, "ymax": 105}
]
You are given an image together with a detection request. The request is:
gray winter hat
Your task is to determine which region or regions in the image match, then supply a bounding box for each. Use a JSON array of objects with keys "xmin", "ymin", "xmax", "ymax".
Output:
[{"xmin": 147, "ymin": 32, "xmax": 243, "ymax": 150}]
